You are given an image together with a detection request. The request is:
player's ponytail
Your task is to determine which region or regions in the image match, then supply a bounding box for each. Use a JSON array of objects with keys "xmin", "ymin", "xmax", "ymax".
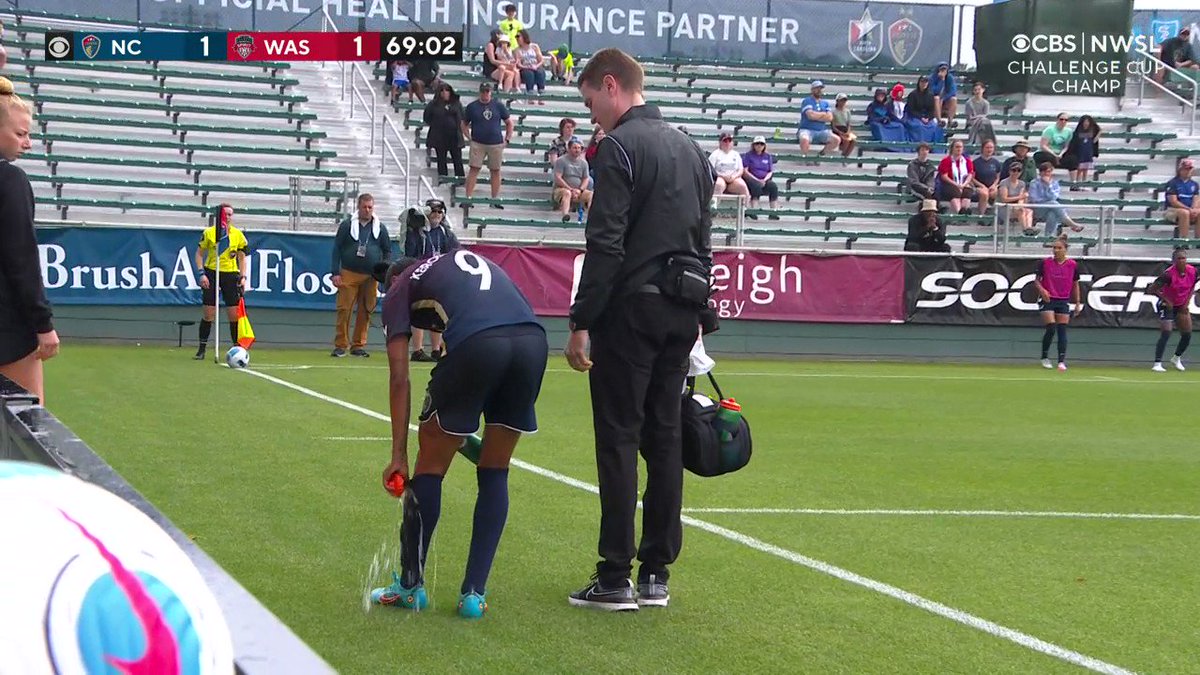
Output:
[{"xmin": 0, "ymin": 76, "xmax": 32, "ymax": 123}]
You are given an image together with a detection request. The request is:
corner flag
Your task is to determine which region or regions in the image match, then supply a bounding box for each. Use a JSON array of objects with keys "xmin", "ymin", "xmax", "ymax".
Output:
[{"xmin": 236, "ymin": 298, "xmax": 255, "ymax": 349}]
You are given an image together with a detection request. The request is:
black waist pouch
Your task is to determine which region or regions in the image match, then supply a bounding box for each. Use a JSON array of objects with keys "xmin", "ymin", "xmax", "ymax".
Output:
[{"xmin": 659, "ymin": 256, "xmax": 711, "ymax": 310}]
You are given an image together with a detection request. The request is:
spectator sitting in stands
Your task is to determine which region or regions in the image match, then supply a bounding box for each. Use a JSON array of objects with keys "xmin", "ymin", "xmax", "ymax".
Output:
[
  {"xmin": 906, "ymin": 200, "xmax": 951, "ymax": 252},
  {"xmin": 1034, "ymin": 113, "xmax": 1078, "ymax": 174},
  {"xmin": 797, "ymin": 80, "xmax": 840, "ymax": 164},
  {"xmin": 904, "ymin": 76, "xmax": 945, "ymax": 144},
  {"xmin": 1029, "ymin": 161, "xmax": 1084, "ymax": 235},
  {"xmin": 1156, "ymin": 27, "xmax": 1198, "ymax": 83},
  {"xmin": 1063, "ymin": 115, "xmax": 1101, "ymax": 190},
  {"xmin": 906, "ymin": 142, "xmax": 937, "ymax": 201},
  {"xmin": 548, "ymin": 117, "xmax": 578, "ymax": 166},
  {"xmin": 937, "ymin": 139, "xmax": 976, "ymax": 215},
  {"xmin": 742, "ymin": 136, "xmax": 780, "ymax": 220},
  {"xmin": 889, "ymin": 84, "xmax": 907, "ymax": 122},
  {"xmin": 1163, "ymin": 159, "xmax": 1200, "ymax": 238},
  {"xmin": 964, "ymin": 81, "xmax": 995, "ymax": 146},
  {"xmin": 710, "ymin": 131, "xmax": 750, "ymax": 205},
  {"xmin": 865, "ymin": 87, "xmax": 905, "ymax": 143},
  {"xmin": 514, "ymin": 30, "xmax": 546, "ymax": 105},
  {"xmin": 423, "ymin": 82, "xmax": 465, "ymax": 178},
  {"xmin": 390, "ymin": 59, "xmax": 411, "ymax": 103},
  {"xmin": 483, "ymin": 31, "xmax": 520, "ymax": 93},
  {"xmin": 1003, "ymin": 140, "xmax": 1037, "ymax": 183},
  {"xmin": 408, "ymin": 59, "xmax": 441, "ymax": 103},
  {"xmin": 972, "ymin": 139, "xmax": 1003, "ymax": 217},
  {"xmin": 550, "ymin": 44, "xmax": 575, "ymax": 84},
  {"xmin": 831, "ymin": 93, "xmax": 858, "ymax": 157},
  {"xmin": 552, "ymin": 139, "xmax": 592, "ymax": 222},
  {"xmin": 998, "ymin": 162, "xmax": 1036, "ymax": 235},
  {"xmin": 499, "ymin": 3, "xmax": 524, "ymax": 43},
  {"xmin": 928, "ymin": 62, "xmax": 958, "ymax": 128}
]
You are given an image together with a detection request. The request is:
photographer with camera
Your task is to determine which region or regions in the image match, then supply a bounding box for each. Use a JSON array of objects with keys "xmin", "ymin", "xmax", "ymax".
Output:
[{"xmin": 403, "ymin": 198, "xmax": 460, "ymax": 362}]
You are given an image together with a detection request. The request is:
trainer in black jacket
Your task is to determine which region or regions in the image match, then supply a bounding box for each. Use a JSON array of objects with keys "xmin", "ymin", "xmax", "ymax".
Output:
[{"xmin": 565, "ymin": 48, "xmax": 716, "ymax": 612}]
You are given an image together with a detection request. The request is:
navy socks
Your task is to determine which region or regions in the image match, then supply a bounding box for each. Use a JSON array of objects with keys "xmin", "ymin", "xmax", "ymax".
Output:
[{"xmin": 461, "ymin": 468, "xmax": 510, "ymax": 595}]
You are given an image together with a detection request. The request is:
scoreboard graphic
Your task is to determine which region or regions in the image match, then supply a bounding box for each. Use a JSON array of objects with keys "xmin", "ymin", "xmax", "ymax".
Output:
[{"xmin": 43, "ymin": 30, "xmax": 464, "ymax": 62}]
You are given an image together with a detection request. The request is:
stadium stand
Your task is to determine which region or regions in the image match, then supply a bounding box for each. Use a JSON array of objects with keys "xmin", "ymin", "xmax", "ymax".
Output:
[{"xmin": 1, "ymin": 7, "xmax": 1196, "ymax": 255}]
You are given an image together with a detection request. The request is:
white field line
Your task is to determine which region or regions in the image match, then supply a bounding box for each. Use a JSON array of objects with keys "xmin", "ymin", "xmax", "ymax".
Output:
[
  {"xmin": 324, "ymin": 436, "xmax": 391, "ymax": 441},
  {"xmin": 248, "ymin": 363, "xmax": 1196, "ymax": 385},
  {"xmin": 239, "ymin": 367, "xmax": 1135, "ymax": 675},
  {"xmin": 682, "ymin": 508, "xmax": 1200, "ymax": 521}
]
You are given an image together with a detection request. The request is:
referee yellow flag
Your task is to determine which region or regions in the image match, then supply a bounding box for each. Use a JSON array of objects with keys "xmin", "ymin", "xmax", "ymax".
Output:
[{"xmin": 236, "ymin": 298, "xmax": 256, "ymax": 349}]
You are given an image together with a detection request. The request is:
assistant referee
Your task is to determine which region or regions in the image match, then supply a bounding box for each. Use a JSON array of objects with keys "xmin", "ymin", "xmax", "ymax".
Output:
[{"xmin": 564, "ymin": 48, "xmax": 716, "ymax": 612}]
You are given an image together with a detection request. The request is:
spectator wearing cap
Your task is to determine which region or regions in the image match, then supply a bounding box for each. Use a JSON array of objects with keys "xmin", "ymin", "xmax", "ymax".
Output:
[
  {"xmin": 1156, "ymin": 27, "xmax": 1198, "ymax": 84},
  {"xmin": 905, "ymin": 200, "xmax": 950, "ymax": 253},
  {"xmin": 831, "ymin": 93, "xmax": 857, "ymax": 157},
  {"xmin": 1164, "ymin": 159, "xmax": 1200, "ymax": 238},
  {"xmin": 483, "ymin": 30, "xmax": 519, "ymax": 93},
  {"xmin": 928, "ymin": 62, "xmax": 958, "ymax": 128},
  {"xmin": 906, "ymin": 142, "xmax": 937, "ymax": 201},
  {"xmin": 797, "ymin": 80, "xmax": 840, "ymax": 164},
  {"xmin": 462, "ymin": 81, "xmax": 514, "ymax": 204},
  {"xmin": 742, "ymin": 136, "xmax": 780, "ymax": 219},
  {"xmin": 407, "ymin": 59, "xmax": 442, "ymax": 103},
  {"xmin": 710, "ymin": 132, "xmax": 750, "ymax": 204},
  {"xmin": 904, "ymin": 76, "xmax": 944, "ymax": 144},
  {"xmin": 553, "ymin": 137, "xmax": 592, "ymax": 221},
  {"xmin": 550, "ymin": 44, "xmax": 575, "ymax": 84},
  {"xmin": 1003, "ymin": 140, "xmax": 1037, "ymax": 183},
  {"xmin": 547, "ymin": 117, "xmax": 579, "ymax": 167},
  {"xmin": 865, "ymin": 87, "xmax": 905, "ymax": 143},
  {"xmin": 997, "ymin": 159, "xmax": 1036, "ymax": 235},
  {"xmin": 402, "ymin": 198, "xmax": 459, "ymax": 361}
]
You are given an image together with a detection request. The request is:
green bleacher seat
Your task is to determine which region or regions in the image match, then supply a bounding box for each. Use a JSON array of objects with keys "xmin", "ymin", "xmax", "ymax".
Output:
[
  {"xmin": 33, "ymin": 132, "xmax": 335, "ymax": 167},
  {"xmin": 42, "ymin": 195, "xmax": 339, "ymax": 222},
  {"xmin": 10, "ymin": 55, "xmax": 301, "ymax": 90},
  {"xmin": 24, "ymin": 152, "xmax": 347, "ymax": 187},
  {"xmin": 32, "ymin": 112, "xmax": 326, "ymax": 147},
  {"xmin": 28, "ymin": 93, "xmax": 317, "ymax": 128},
  {"xmin": 8, "ymin": 72, "xmax": 308, "ymax": 110},
  {"xmin": 26, "ymin": 174, "xmax": 347, "ymax": 210}
]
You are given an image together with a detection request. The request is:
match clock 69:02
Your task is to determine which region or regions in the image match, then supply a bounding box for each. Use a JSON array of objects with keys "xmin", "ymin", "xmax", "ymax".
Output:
[{"xmin": 381, "ymin": 32, "xmax": 463, "ymax": 61}]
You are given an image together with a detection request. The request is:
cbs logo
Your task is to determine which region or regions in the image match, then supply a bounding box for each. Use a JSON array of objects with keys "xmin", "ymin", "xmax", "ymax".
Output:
[
  {"xmin": 1010, "ymin": 33, "xmax": 1078, "ymax": 54},
  {"xmin": 46, "ymin": 35, "xmax": 71, "ymax": 59}
]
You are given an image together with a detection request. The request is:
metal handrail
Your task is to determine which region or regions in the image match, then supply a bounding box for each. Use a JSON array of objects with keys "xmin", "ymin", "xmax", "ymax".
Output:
[
  {"xmin": 1135, "ymin": 48, "xmax": 1198, "ymax": 137},
  {"xmin": 993, "ymin": 201, "xmax": 1118, "ymax": 254},
  {"xmin": 381, "ymin": 115, "xmax": 411, "ymax": 206},
  {"xmin": 349, "ymin": 63, "xmax": 377, "ymax": 147}
]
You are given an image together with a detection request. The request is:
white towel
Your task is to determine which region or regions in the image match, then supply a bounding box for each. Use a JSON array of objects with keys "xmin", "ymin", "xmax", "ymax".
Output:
[
  {"xmin": 349, "ymin": 216, "xmax": 380, "ymax": 242},
  {"xmin": 688, "ymin": 334, "xmax": 715, "ymax": 377}
]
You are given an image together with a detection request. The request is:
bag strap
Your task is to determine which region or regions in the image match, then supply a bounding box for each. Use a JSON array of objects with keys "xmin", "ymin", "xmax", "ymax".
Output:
[
  {"xmin": 685, "ymin": 375, "xmax": 696, "ymax": 397},
  {"xmin": 706, "ymin": 372, "xmax": 725, "ymax": 401}
]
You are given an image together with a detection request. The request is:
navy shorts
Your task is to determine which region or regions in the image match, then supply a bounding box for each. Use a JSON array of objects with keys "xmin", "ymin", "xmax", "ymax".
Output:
[
  {"xmin": 1039, "ymin": 298, "xmax": 1071, "ymax": 315},
  {"xmin": 419, "ymin": 323, "xmax": 548, "ymax": 434},
  {"xmin": 1157, "ymin": 301, "xmax": 1185, "ymax": 322}
]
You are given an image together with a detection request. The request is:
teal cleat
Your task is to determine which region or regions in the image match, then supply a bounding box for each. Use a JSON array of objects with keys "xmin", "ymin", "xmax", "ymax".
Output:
[
  {"xmin": 371, "ymin": 572, "xmax": 428, "ymax": 610},
  {"xmin": 457, "ymin": 591, "xmax": 487, "ymax": 619}
]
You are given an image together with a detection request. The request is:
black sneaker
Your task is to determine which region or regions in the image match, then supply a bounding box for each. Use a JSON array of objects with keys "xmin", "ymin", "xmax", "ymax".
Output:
[
  {"xmin": 411, "ymin": 349, "xmax": 430, "ymax": 362},
  {"xmin": 350, "ymin": 348, "xmax": 370, "ymax": 358},
  {"xmin": 330, "ymin": 348, "xmax": 347, "ymax": 358},
  {"xmin": 490, "ymin": 203, "xmax": 505, "ymax": 210},
  {"xmin": 636, "ymin": 574, "xmax": 669, "ymax": 607},
  {"xmin": 568, "ymin": 576, "xmax": 638, "ymax": 611},
  {"xmin": 193, "ymin": 348, "xmax": 206, "ymax": 361}
]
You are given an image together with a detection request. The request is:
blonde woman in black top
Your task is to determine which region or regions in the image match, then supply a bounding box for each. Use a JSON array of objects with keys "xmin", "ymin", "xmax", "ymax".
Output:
[{"xmin": 0, "ymin": 76, "xmax": 58, "ymax": 402}]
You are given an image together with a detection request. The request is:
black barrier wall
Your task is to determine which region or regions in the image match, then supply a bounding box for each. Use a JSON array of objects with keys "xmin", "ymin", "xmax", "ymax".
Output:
[{"xmin": 905, "ymin": 254, "xmax": 1186, "ymax": 328}]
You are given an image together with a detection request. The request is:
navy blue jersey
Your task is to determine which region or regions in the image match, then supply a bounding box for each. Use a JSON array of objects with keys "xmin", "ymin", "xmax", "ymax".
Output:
[{"xmin": 381, "ymin": 250, "xmax": 541, "ymax": 350}]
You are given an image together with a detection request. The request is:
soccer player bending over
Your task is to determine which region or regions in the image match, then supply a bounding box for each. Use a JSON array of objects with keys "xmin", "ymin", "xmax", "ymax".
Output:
[
  {"xmin": 370, "ymin": 251, "xmax": 548, "ymax": 619},
  {"xmin": 1034, "ymin": 236, "xmax": 1082, "ymax": 371},
  {"xmin": 1149, "ymin": 247, "xmax": 1197, "ymax": 372}
]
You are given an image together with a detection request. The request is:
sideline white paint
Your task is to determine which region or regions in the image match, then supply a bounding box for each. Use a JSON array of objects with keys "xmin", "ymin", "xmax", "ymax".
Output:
[
  {"xmin": 240, "ymin": 368, "xmax": 1135, "ymax": 675},
  {"xmin": 682, "ymin": 508, "xmax": 1200, "ymax": 521}
]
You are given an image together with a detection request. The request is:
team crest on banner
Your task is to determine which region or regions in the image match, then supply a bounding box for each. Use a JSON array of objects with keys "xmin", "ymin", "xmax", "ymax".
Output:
[
  {"xmin": 234, "ymin": 34, "xmax": 255, "ymax": 60},
  {"xmin": 888, "ymin": 17, "xmax": 923, "ymax": 67},
  {"xmin": 1151, "ymin": 19, "xmax": 1180, "ymax": 45},
  {"xmin": 848, "ymin": 9, "xmax": 883, "ymax": 64},
  {"xmin": 81, "ymin": 34, "xmax": 100, "ymax": 59}
]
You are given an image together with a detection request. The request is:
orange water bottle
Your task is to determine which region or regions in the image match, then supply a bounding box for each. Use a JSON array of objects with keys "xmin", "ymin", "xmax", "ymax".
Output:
[{"xmin": 713, "ymin": 399, "xmax": 742, "ymax": 443}]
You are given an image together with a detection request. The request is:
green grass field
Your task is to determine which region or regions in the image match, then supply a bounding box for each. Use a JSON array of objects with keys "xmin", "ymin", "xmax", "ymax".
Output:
[{"xmin": 43, "ymin": 345, "xmax": 1200, "ymax": 674}]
